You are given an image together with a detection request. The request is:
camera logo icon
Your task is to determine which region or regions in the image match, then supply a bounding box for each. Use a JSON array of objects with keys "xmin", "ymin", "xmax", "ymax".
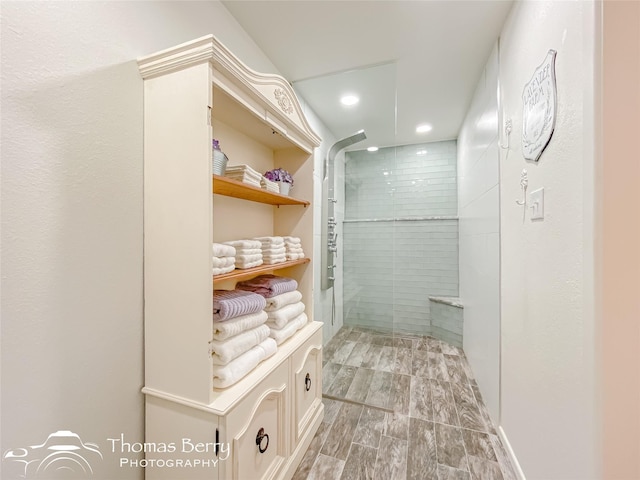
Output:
[{"xmin": 3, "ymin": 430, "xmax": 103, "ymax": 479}]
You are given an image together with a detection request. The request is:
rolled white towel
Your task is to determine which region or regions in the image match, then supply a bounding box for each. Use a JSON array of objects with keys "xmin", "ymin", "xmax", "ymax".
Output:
[
  {"xmin": 264, "ymin": 290, "xmax": 303, "ymax": 312},
  {"xmin": 269, "ymin": 312, "xmax": 308, "ymax": 345},
  {"xmin": 224, "ymin": 239, "xmax": 262, "ymax": 250},
  {"xmin": 283, "ymin": 236, "xmax": 301, "ymax": 244},
  {"xmin": 213, "ymin": 243, "xmax": 236, "ymax": 258},
  {"xmin": 235, "ymin": 259, "xmax": 263, "ymax": 270},
  {"xmin": 286, "ymin": 253, "xmax": 305, "ymax": 261},
  {"xmin": 213, "ymin": 264, "xmax": 236, "ymax": 276},
  {"xmin": 212, "ymin": 256, "xmax": 235, "ymax": 269},
  {"xmin": 213, "ymin": 311, "xmax": 268, "ymax": 341},
  {"xmin": 266, "ymin": 301, "xmax": 305, "ymax": 329},
  {"xmin": 210, "ymin": 325, "xmax": 270, "ymax": 365},
  {"xmin": 212, "ymin": 338, "xmax": 277, "ymax": 389}
]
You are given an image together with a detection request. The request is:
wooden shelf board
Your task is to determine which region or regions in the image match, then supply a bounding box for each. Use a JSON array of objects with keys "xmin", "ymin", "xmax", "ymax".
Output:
[
  {"xmin": 213, "ymin": 175, "xmax": 309, "ymax": 206},
  {"xmin": 213, "ymin": 257, "xmax": 310, "ymax": 286}
]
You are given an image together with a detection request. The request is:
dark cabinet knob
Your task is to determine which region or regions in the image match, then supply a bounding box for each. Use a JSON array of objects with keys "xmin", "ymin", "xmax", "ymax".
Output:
[
  {"xmin": 305, "ymin": 373, "xmax": 311, "ymax": 392},
  {"xmin": 256, "ymin": 427, "xmax": 269, "ymax": 453}
]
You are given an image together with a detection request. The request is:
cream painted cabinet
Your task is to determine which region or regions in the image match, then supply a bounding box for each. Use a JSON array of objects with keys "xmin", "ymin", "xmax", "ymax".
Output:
[{"xmin": 138, "ymin": 35, "xmax": 323, "ymax": 480}]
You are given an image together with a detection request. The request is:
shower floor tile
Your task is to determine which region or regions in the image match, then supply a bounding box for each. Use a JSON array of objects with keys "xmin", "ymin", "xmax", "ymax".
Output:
[{"xmin": 294, "ymin": 327, "xmax": 517, "ymax": 480}]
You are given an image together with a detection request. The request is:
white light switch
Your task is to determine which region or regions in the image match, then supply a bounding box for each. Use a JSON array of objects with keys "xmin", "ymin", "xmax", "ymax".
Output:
[{"xmin": 530, "ymin": 187, "xmax": 544, "ymax": 220}]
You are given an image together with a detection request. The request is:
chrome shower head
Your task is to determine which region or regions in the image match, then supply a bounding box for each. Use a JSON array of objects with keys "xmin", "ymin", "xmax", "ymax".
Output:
[{"xmin": 325, "ymin": 130, "xmax": 367, "ymax": 179}]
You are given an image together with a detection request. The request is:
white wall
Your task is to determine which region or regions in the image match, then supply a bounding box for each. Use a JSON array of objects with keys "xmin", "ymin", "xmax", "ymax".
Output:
[
  {"xmin": 0, "ymin": 2, "xmax": 290, "ymax": 478},
  {"xmin": 457, "ymin": 43, "xmax": 501, "ymax": 421},
  {"xmin": 294, "ymin": 95, "xmax": 341, "ymax": 343},
  {"xmin": 498, "ymin": 1, "xmax": 597, "ymax": 478}
]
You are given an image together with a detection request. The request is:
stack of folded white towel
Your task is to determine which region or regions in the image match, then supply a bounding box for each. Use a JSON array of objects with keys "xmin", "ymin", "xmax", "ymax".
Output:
[
  {"xmin": 212, "ymin": 289, "xmax": 277, "ymax": 389},
  {"xmin": 254, "ymin": 236, "xmax": 287, "ymax": 265},
  {"xmin": 260, "ymin": 176, "xmax": 279, "ymax": 193},
  {"xmin": 283, "ymin": 236, "xmax": 305, "ymax": 261},
  {"xmin": 224, "ymin": 164, "xmax": 262, "ymax": 188},
  {"xmin": 223, "ymin": 239, "xmax": 263, "ymax": 269},
  {"xmin": 212, "ymin": 243, "xmax": 236, "ymax": 276},
  {"xmin": 265, "ymin": 291, "xmax": 308, "ymax": 345},
  {"xmin": 236, "ymin": 275, "xmax": 309, "ymax": 345}
]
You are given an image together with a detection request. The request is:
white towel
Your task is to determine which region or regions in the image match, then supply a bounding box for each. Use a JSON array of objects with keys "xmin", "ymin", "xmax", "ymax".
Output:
[
  {"xmin": 286, "ymin": 253, "xmax": 305, "ymax": 261},
  {"xmin": 225, "ymin": 164, "xmax": 261, "ymax": 177},
  {"xmin": 235, "ymin": 259, "xmax": 263, "ymax": 270},
  {"xmin": 213, "ymin": 311, "xmax": 268, "ymax": 341},
  {"xmin": 213, "ymin": 243, "xmax": 236, "ymax": 258},
  {"xmin": 269, "ymin": 313, "xmax": 308, "ymax": 345},
  {"xmin": 212, "ymin": 256, "xmax": 235, "ymax": 269},
  {"xmin": 263, "ymin": 256, "xmax": 286, "ymax": 265},
  {"xmin": 224, "ymin": 240, "xmax": 262, "ymax": 250},
  {"xmin": 212, "ymin": 338, "xmax": 277, "ymax": 389},
  {"xmin": 235, "ymin": 253, "xmax": 263, "ymax": 263},
  {"xmin": 267, "ymin": 301, "xmax": 305, "ymax": 329},
  {"xmin": 234, "ymin": 248, "xmax": 262, "ymax": 256},
  {"xmin": 283, "ymin": 236, "xmax": 301, "ymax": 244},
  {"xmin": 264, "ymin": 290, "xmax": 303, "ymax": 312},
  {"xmin": 285, "ymin": 246, "xmax": 304, "ymax": 253},
  {"xmin": 261, "ymin": 247, "xmax": 286, "ymax": 255},
  {"xmin": 210, "ymin": 325, "xmax": 270, "ymax": 365},
  {"xmin": 254, "ymin": 236, "xmax": 284, "ymax": 246},
  {"xmin": 213, "ymin": 264, "xmax": 236, "ymax": 276},
  {"xmin": 254, "ymin": 236, "xmax": 284, "ymax": 242}
]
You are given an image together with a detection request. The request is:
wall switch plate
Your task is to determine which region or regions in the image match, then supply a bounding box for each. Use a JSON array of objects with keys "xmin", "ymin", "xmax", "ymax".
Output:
[{"xmin": 530, "ymin": 187, "xmax": 544, "ymax": 220}]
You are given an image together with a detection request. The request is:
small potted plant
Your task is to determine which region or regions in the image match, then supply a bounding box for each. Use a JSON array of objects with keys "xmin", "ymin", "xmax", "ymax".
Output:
[{"xmin": 264, "ymin": 168, "xmax": 294, "ymax": 195}]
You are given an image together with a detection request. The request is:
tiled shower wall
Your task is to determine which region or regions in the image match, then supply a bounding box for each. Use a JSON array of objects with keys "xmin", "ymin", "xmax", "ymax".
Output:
[{"xmin": 343, "ymin": 141, "xmax": 459, "ymax": 335}]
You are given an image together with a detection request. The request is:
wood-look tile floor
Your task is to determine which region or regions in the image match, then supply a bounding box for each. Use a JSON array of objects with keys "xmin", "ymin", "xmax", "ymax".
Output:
[{"xmin": 292, "ymin": 326, "xmax": 517, "ymax": 480}]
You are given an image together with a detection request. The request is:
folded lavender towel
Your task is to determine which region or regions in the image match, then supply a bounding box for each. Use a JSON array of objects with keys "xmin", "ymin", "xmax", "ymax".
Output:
[
  {"xmin": 213, "ymin": 289, "xmax": 266, "ymax": 321},
  {"xmin": 236, "ymin": 274, "xmax": 298, "ymax": 298}
]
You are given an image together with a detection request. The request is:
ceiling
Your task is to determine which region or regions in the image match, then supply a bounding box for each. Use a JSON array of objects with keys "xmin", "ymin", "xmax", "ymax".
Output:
[{"xmin": 223, "ymin": 0, "xmax": 513, "ymax": 150}]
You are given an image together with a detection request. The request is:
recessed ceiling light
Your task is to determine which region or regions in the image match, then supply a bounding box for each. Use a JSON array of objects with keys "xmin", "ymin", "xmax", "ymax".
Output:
[
  {"xmin": 340, "ymin": 95, "xmax": 359, "ymax": 106},
  {"xmin": 367, "ymin": 146, "xmax": 379, "ymax": 152},
  {"xmin": 416, "ymin": 123, "xmax": 433, "ymax": 133}
]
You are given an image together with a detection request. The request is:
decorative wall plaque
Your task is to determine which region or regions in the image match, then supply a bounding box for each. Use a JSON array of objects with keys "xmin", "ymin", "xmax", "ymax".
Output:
[
  {"xmin": 522, "ymin": 49, "xmax": 557, "ymax": 162},
  {"xmin": 274, "ymin": 88, "xmax": 294, "ymax": 115}
]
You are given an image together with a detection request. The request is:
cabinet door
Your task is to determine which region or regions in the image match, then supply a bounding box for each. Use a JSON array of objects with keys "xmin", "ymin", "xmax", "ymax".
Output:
[
  {"xmin": 291, "ymin": 329, "xmax": 323, "ymax": 448},
  {"xmin": 145, "ymin": 395, "xmax": 220, "ymax": 480},
  {"xmin": 225, "ymin": 362, "xmax": 288, "ymax": 480}
]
